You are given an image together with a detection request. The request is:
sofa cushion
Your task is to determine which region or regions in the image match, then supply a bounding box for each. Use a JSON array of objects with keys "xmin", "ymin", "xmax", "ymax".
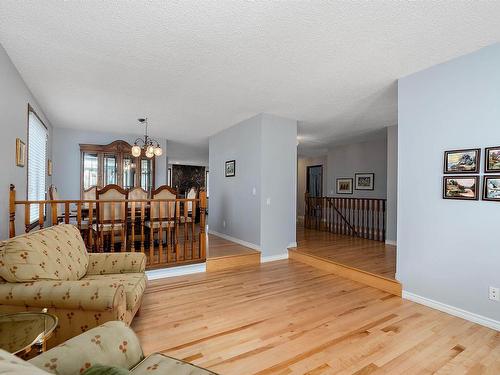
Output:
[
  {"xmin": 29, "ymin": 321, "xmax": 143, "ymax": 375},
  {"xmin": 130, "ymin": 354, "xmax": 217, "ymax": 375},
  {"xmin": 0, "ymin": 349, "xmax": 50, "ymax": 375},
  {"xmin": 84, "ymin": 273, "xmax": 147, "ymax": 310},
  {"xmin": 0, "ymin": 225, "xmax": 89, "ymax": 282}
]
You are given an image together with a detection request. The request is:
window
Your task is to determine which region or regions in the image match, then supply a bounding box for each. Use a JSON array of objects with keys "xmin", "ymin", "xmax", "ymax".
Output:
[{"xmin": 27, "ymin": 108, "xmax": 48, "ymax": 223}]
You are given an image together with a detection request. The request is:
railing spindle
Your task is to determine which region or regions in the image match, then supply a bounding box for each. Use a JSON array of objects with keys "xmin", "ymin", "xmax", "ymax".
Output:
[
  {"xmin": 24, "ymin": 203, "xmax": 30, "ymax": 233},
  {"xmin": 38, "ymin": 203, "xmax": 44, "ymax": 230}
]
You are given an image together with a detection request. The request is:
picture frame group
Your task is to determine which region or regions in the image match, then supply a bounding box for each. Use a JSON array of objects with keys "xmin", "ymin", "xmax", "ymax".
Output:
[
  {"xmin": 442, "ymin": 146, "xmax": 500, "ymax": 202},
  {"xmin": 336, "ymin": 173, "xmax": 375, "ymax": 194}
]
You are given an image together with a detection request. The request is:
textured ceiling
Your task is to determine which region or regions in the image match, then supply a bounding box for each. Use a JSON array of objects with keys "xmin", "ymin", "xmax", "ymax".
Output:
[{"xmin": 1, "ymin": 1, "xmax": 499, "ymax": 154}]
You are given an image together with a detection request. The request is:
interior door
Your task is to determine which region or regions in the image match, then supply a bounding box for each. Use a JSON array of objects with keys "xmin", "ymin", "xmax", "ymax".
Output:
[{"xmin": 307, "ymin": 165, "xmax": 323, "ymax": 197}]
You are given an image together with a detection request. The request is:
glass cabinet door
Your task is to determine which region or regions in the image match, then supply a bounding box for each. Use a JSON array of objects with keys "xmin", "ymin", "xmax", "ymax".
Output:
[
  {"xmin": 103, "ymin": 154, "xmax": 117, "ymax": 185},
  {"xmin": 123, "ymin": 155, "xmax": 136, "ymax": 189},
  {"xmin": 140, "ymin": 158, "xmax": 152, "ymax": 191},
  {"xmin": 83, "ymin": 152, "xmax": 99, "ymax": 189}
]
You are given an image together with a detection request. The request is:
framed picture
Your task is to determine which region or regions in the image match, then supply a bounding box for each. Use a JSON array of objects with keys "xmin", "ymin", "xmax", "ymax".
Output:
[
  {"xmin": 225, "ymin": 160, "xmax": 235, "ymax": 177},
  {"xmin": 443, "ymin": 148, "xmax": 480, "ymax": 174},
  {"xmin": 485, "ymin": 146, "xmax": 500, "ymax": 173},
  {"xmin": 355, "ymin": 173, "xmax": 374, "ymax": 190},
  {"xmin": 47, "ymin": 159, "xmax": 53, "ymax": 176},
  {"xmin": 443, "ymin": 176, "xmax": 479, "ymax": 200},
  {"xmin": 336, "ymin": 178, "xmax": 353, "ymax": 194},
  {"xmin": 16, "ymin": 138, "xmax": 26, "ymax": 167},
  {"xmin": 482, "ymin": 175, "xmax": 500, "ymax": 202}
]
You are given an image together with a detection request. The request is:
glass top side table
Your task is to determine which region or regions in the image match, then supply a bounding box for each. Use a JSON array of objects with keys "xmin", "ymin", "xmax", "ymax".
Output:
[{"xmin": 0, "ymin": 310, "xmax": 58, "ymax": 356}]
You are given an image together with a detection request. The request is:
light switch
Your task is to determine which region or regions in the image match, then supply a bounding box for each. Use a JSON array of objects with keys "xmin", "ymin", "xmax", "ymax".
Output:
[{"xmin": 266, "ymin": 198, "xmax": 271, "ymax": 206}]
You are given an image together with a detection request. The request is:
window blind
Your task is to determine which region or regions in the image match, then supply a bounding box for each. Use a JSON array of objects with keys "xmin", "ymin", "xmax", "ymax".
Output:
[{"xmin": 28, "ymin": 111, "xmax": 48, "ymax": 223}]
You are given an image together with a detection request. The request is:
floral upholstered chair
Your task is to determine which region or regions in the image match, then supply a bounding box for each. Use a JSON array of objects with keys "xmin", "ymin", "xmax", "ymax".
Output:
[
  {"xmin": 0, "ymin": 321, "xmax": 216, "ymax": 375},
  {"xmin": 0, "ymin": 225, "xmax": 147, "ymax": 347}
]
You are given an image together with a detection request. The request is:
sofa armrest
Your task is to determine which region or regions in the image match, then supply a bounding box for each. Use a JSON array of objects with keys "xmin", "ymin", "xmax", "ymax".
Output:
[
  {"xmin": 87, "ymin": 253, "xmax": 146, "ymax": 275},
  {"xmin": 29, "ymin": 321, "xmax": 144, "ymax": 374},
  {"xmin": 0, "ymin": 279, "xmax": 125, "ymax": 312}
]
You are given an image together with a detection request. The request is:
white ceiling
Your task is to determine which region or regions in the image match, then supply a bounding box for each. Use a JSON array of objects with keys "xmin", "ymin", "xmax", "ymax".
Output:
[{"xmin": 1, "ymin": 2, "xmax": 499, "ymax": 155}]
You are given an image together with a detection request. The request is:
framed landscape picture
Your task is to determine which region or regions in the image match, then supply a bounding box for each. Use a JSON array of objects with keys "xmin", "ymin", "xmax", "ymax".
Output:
[
  {"xmin": 355, "ymin": 173, "xmax": 374, "ymax": 190},
  {"xmin": 482, "ymin": 175, "xmax": 500, "ymax": 202},
  {"xmin": 443, "ymin": 148, "xmax": 480, "ymax": 174},
  {"xmin": 225, "ymin": 160, "xmax": 235, "ymax": 177},
  {"xmin": 443, "ymin": 176, "xmax": 479, "ymax": 200},
  {"xmin": 15, "ymin": 138, "xmax": 25, "ymax": 167},
  {"xmin": 336, "ymin": 178, "xmax": 353, "ymax": 194},
  {"xmin": 485, "ymin": 146, "xmax": 500, "ymax": 173}
]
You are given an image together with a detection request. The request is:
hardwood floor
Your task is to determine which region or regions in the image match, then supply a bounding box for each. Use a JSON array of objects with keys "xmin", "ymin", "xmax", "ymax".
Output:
[
  {"xmin": 295, "ymin": 226, "xmax": 396, "ymax": 280},
  {"xmin": 132, "ymin": 260, "xmax": 500, "ymax": 374},
  {"xmin": 207, "ymin": 234, "xmax": 260, "ymax": 258},
  {"xmin": 206, "ymin": 234, "xmax": 261, "ymax": 271}
]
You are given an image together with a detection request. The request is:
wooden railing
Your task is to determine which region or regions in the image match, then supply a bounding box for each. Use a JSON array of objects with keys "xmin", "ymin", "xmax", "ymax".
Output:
[
  {"xmin": 9, "ymin": 185, "xmax": 207, "ymax": 269},
  {"xmin": 304, "ymin": 194, "xmax": 386, "ymax": 242}
]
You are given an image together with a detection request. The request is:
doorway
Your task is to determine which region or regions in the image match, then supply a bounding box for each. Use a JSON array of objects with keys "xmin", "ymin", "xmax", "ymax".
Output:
[{"xmin": 306, "ymin": 165, "xmax": 323, "ymax": 197}]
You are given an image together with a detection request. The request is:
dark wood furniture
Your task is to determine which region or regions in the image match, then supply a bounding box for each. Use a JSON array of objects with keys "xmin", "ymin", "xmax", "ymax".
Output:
[{"xmin": 80, "ymin": 140, "xmax": 156, "ymax": 198}]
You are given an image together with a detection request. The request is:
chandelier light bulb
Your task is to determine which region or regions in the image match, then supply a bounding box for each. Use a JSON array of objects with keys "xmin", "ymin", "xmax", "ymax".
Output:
[
  {"xmin": 154, "ymin": 146, "xmax": 163, "ymax": 156},
  {"xmin": 145, "ymin": 150, "xmax": 154, "ymax": 158},
  {"xmin": 131, "ymin": 145, "xmax": 141, "ymax": 157},
  {"xmin": 146, "ymin": 145, "xmax": 154, "ymax": 155}
]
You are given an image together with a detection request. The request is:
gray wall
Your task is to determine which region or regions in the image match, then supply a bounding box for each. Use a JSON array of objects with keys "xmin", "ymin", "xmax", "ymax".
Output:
[
  {"xmin": 166, "ymin": 140, "xmax": 209, "ymax": 167},
  {"xmin": 386, "ymin": 125, "xmax": 398, "ymax": 244},
  {"xmin": 52, "ymin": 127, "xmax": 167, "ymax": 199},
  {"xmin": 297, "ymin": 155, "xmax": 327, "ymax": 217},
  {"xmin": 209, "ymin": 113, "xmax": 297, "ymax": 256},
  {"xmin": 260, "ymin": 114, "xmax": 297, "ymax": 254},
  {"xmin": 208, "ymin": 115, "xmax": 262, "ymax": 246},
  {"xmin": 398, "ymin": 43, "xmax": 500, "ymax": 322},
  {"xmin": 0, "ymin": 44, "xmax": 53, "ymax": 240},
  {"xmin": 326, "ymin": 137, "xmax": 387, "ymax": 198}
]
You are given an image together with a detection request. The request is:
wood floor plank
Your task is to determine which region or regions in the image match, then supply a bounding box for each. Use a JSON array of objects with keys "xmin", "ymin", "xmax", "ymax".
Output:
[
  {"xmin": 132, "ymin": 260, "xmax": 500, "ymax": 374},
  {"xmin": 295, "ymin": 227, "xmax": 396, "ymax": 279}
]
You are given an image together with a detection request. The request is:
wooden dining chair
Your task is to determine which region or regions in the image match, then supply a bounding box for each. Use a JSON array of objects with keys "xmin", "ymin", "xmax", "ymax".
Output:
[
  {"xmin": 127, "ymin": 187, "xmax": 148, "ymax": 249},
  {"xmin": 128, "ymin": 187, "xmax": 148, "ymax": 201},
  {"xmin": 94, "ymin": 184, "xmax": 128, "ymax": 252},
  {"xmin": 49, "ymin": 184, "xmax": 88, "ymax": 226},
  {"xmin": 145, "ymin": 185, "xmax": 178, "ymax": 263}
]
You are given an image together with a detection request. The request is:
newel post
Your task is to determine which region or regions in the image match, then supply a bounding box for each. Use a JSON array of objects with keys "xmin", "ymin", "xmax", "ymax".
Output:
[
  {"xmin": 199, "ymin": 189, "xmax": 207, "ymax": 259},
  {"xmin": 9, "ymin": 184, "xmax": 16, "ymax": 238}
]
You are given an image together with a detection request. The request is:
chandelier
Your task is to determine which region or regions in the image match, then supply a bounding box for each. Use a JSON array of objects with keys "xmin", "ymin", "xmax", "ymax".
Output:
[{"xmin": 131, "ymin": 118, "xmax": 163, "ymax": 158}]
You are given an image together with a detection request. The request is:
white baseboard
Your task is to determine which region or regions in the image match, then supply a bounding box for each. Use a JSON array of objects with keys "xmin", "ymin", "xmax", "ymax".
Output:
[
  {"xmin": 208, "ymin": 230, "xmax": 261, "ymax": 251},
  {"xmin": 262, "ymin": 253, "xmax": 289, "ymax": 263},
  {"xmin": 146, "ymin": 263, "xmax": 206, "ymax": 280},
  {"xmin": 385, "ymin": 240, "xmax": 397, "ymax": 246},
  {"xmin": 287, "ymin": 242, "xmax": 297, "ymax": 248},
  {"xmin": 402, "ymin": 291, "xmax": 500, "ymax": 332}
]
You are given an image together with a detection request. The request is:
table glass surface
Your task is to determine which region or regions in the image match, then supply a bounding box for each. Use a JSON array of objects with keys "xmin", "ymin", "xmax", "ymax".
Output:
[{"xmin": 0, "ymin": 312, "xmax": 58, "ymax": 354}]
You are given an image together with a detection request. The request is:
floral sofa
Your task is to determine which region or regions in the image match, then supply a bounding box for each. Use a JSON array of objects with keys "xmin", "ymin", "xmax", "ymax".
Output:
[
  {"xmin": 0, "ymin": 321, "xmax": 216, "ymax": 374},
  {"xmin": 0, "ymin": 225, "xmax": 147, "ymax": 347}
]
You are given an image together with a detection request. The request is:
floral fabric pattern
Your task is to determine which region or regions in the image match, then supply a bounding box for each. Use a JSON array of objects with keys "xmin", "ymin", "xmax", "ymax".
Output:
[
  {"xmin": 84, "ymin": 274, "xmax": 146, "ymax": 310},
  {"xmin": 0, "ymin": 225, "xmax": 146, "ymax": 347},
  {"xmin": 131, "ymin": 354, "xmax": 217, "ymax": 374},
  {"xmin": 0, "ymin": 225, "xmax": 89, "ymax": 282},
  {"xmin": 86, "ymin": 253, "xmax": 146, "ymax": 276},
  {"xmin": 29, "ymin": 321, "xmax": 143, "ymax": 375},
  {"xmin": 0, "ymin": 349, "xmax": 49, "ymax": 375}
]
